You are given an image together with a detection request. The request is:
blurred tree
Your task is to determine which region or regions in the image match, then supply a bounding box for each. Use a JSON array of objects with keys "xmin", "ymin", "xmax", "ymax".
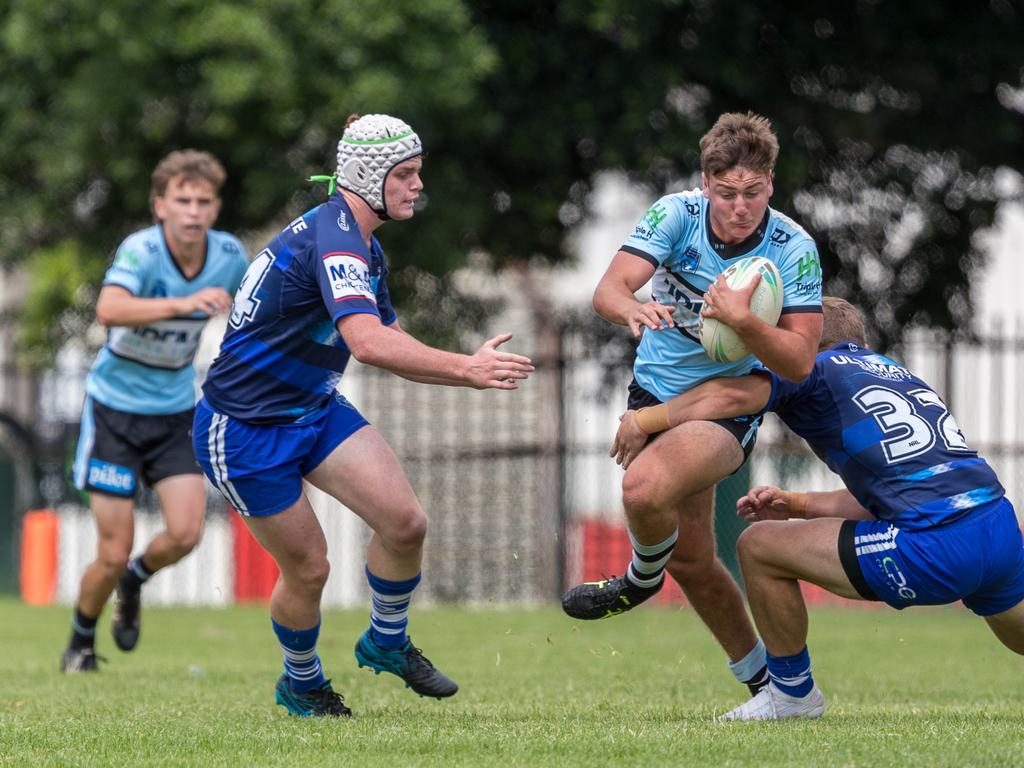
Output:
[
  {"xmin": 2, "ymin": 0, "xmax": 1023, "ymax": 360},
  {"xmin": 0, "ymin": 0, "xmax": 497, "ymax": 361},
  {"xmin": 459, "ymin": 0, "xmax": 1024, "ymax": 349}
]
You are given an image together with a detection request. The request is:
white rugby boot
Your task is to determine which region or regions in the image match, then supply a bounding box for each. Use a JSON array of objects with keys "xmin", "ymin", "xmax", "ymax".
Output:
[{"xmin": 718, "ymin": 682, "xmax": 826, "ymax": 721}]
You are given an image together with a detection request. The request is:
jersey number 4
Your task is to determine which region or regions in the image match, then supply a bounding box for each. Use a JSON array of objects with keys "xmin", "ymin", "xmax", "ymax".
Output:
[
  {"xmin": 229, "ymin": 249, "xmax": 275, "ymax": 328},
  {"xmin": 852, "ymin": 385, "xmax": 969, "ymax": 464}
]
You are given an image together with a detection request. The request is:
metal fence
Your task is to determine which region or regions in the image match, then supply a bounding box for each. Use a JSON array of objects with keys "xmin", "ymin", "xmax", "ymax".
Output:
[{"xmin": 3, "ymin": 323, "xmax": 1024, "ymax": 604}]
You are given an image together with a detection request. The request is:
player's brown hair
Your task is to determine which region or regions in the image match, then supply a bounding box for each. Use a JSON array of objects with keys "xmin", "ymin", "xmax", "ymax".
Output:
[
  {"xmin": 150, "ymin": 150, "xmax": 227, "ymax": 201},
  {"xmin": 699, "ymin": 112, "xmax": 779, "ymax": 178},
  {"xmin": 820, "ymin": 296, "xmax": 868, "ymax": 349}
]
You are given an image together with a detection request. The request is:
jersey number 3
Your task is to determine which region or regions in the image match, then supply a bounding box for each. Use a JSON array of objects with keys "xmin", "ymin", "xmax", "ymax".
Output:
[
  {"xmin": 852, "ymin": 385, "xmax": 969, "ymax": 464},
  {"xmin": 229, "ymin": 248, "xmax": 275, "ymax": 328}
]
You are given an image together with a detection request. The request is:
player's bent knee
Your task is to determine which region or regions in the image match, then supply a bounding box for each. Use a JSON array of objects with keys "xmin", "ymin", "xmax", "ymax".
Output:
[
  {"xmin": 622, "ymin": 469, "xmax": 663, "ymax": 516},
  {"xmin": 290, "ymin": 556, "xmax": 330, "ymax": 594},
  {"xmin": 665, "ymin": 550, "xmax": 717, "ymax": 586},
  {"xmin": 98, "ymin": 552, "xmax": 130, "ymax": 578},
  {"xmin": 384, "ymin": 511, "xmax": 427, "ymax": 553}
]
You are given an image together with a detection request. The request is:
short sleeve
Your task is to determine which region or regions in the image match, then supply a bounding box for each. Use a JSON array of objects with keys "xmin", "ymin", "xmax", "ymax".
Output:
[
  {"xmin": 314, "ymin": 214, "xmax": 381, "ymax": 322},
  {"xmin": 103, "ymin": 236, "xmax": 154, "ymax": 295},
  {"xmin": 776, "ymin": 240, "xmax": 823, "ymax": 312},
  {"xmin": 620, "ymin": 195, "xmax": 691, "ymax": 268}
]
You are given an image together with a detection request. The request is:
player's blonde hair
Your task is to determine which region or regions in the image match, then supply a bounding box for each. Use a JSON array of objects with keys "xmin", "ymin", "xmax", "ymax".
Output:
[
  {"xmin": 820, "ymin": 296, "xmax": 867, "ymax": 349},
  {"xmin": 699, "ymin": 112, "xmax": 779, "ymax": 178}
]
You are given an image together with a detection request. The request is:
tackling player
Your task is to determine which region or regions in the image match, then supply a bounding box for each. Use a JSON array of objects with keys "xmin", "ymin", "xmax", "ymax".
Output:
[
  {"xmin": 562, "ymin": 112, "xmax": 823, "ymax": 697},
  {"xmin": 62, "ymin": 151, "xmax": 248, "ymax": 672},
  {"xmin": 612, "ymin": 297, "xmax": 1024, "ymax": 720},
  {"xmin": 193, "ymin": 114, "xmax": 534, "ymax": 717}
]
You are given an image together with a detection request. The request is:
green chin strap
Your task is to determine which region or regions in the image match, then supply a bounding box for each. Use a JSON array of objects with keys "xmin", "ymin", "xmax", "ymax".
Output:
[{"xmin": 308, "ymin": 174, "xmax": 337, "ymax": 195}]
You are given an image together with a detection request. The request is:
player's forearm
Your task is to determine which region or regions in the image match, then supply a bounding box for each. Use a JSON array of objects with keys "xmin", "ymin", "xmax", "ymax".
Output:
[
  {"xmin": 96, "ymin": 294, "xmax": 189, "ymax": 326},
  {"xmin": 798, "ymin": 489, "xmax": 872, "ymax": 520},
  {"xmin": 592, "ymin": 279, "xmax": 642, "ymax": 326},
  {"xmin": 348, "ymin": 323, "xmax": 472, "ymax": 384},
  {"xmin": 730, "ymin": 317, "xmax": 815, "ymax": 382},
  {"xmin": 634, "ymin": 377, "xmax": 770, "ymax": 434}
]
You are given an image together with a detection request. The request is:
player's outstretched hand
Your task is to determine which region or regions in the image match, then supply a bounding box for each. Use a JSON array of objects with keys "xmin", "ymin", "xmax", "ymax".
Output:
[
  {"xmin": 626, "ymin": 301, "xmax": 676, "ymax": 339},
  {"xmin": 609, "ymin": 410, "xmax": 648, "ymax": 469},
  {"xmin": 465, "ymin": 333, "xmax": 534, "ymax": 390},
  {"xmin": 736, "ymin": 485, "xmax": 792, "ymax": 522},
  {"xmin": 183, "ymin": 287, "xmax": 234, "ymax": 317},
  {"xmin": 701, "ymin": 272, "xmax": 759, "ymax": 328}
]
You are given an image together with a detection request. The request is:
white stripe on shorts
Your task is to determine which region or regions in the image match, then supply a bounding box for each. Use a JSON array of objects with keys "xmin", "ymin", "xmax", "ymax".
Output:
[{"xmin": 209, "ymin": 412, "xmax": 247, "ymax": 513}]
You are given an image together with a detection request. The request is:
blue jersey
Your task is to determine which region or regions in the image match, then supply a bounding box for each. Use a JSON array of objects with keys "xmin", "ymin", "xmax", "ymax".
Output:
[
  {"xmin": 86, "ymin": 225, "xmax": 248, "ymax": 415},
  {"xmin": 202, "ymin": 193, "xmax": 397, "ymax": 424},
  {"xmin": 621, "ymin": 189, "xmax": 822, "ymax": 401},
  {"xmin": 763, "ymin": 343, "xmax": 1004, "ymax": 531}
]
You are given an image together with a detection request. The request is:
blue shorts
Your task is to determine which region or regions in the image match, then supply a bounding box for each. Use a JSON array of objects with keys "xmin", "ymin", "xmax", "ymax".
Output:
[
  {"xmin": 839, "ymin": 498, "xmax": 1024, "ymax": 616},
  {"xmin": 192, "ymin": 393, "xmax": 368, "ymax": 516}
]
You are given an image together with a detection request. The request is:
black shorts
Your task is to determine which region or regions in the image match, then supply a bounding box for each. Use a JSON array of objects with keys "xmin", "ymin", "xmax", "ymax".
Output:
[
  {"xmin": 627, "ymin": 379, "xmax": 759, "ymax": 463},
  {"xmin": 72, "ymin": 396, "xmax": 201, "ymax": 498}
]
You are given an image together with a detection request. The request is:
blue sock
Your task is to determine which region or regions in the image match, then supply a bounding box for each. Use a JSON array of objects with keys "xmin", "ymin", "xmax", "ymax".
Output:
[
  {"xmin": 365, "ymin": 566, "xmax": 421, "ymax": 649},
  {"xmin": 767, "ymin": 646, "xmax": 814, "ymax": 698},
  {"xmin": 272, "ymin": 618, "xmax": 326, "ymax": 694}
]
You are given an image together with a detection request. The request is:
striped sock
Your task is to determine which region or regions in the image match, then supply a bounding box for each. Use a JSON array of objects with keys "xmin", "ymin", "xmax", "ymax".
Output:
[
  {"xmin": 728, "ymin": 637, "xmax": 769, "ymax": 694},
  {"xmin": 272, "ymin": 618, "xmax": 326, "ymax": 694},
  {"xmin": 70, "ymin": 606, "xmax": 98, "ymax": 650},
  {"xmin": 624, "ymin": 528, "xmax": 678, "ymax": 590},
  {"xmin": 121, "ymin": 556, "xmax": 155, "ymax": 592},
  {"xmin": 366, "ymin": 567, "xmax": 421, "ymax": 650},
  {"xmin": 767, "ymin": 646, "xmax": 815, "ymax": 698}
]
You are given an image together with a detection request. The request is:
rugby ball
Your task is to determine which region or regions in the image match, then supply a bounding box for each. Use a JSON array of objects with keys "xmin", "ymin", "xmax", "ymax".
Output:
[{"xmin": 699, "ymin": 256, "xmax": 784, "ymax": 362}]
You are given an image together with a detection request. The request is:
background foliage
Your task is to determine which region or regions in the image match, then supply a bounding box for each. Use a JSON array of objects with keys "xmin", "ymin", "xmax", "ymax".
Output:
[{"xmin": 2, "ymin": 0, "xmax": 1023, "ymax": 359}]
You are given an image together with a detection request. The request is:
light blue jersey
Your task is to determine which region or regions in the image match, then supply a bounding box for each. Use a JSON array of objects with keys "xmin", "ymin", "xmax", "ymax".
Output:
[
  {"xmin": 86, "ymin": 225, "xmax": 248, "ymax": 415},
  {"xmin": 621, "ymin": 189, "xmax": 822, "ymax": 401}
]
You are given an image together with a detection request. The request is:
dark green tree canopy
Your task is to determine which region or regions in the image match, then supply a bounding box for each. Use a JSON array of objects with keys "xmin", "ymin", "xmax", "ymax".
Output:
[{"xmin": 2, "ymin": 0, "xmax": 1022, "ymax": 360}]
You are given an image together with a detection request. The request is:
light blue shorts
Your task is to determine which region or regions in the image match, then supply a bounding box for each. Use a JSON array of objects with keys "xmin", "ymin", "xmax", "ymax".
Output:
[{"xmin": 193, "ymin": 393, "xmax": 368, "ymax": 516}]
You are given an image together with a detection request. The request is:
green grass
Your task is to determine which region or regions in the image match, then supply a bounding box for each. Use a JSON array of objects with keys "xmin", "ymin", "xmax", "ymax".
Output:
[{"xmin": 1, "ymin": 598, "xmax": 1022, "ymax": 767}]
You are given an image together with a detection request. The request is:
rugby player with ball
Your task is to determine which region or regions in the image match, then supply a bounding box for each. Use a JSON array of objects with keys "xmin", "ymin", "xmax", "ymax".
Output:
[{"xmin": 561, "ymin": 112, "xmax": 823, "ymax": 700}]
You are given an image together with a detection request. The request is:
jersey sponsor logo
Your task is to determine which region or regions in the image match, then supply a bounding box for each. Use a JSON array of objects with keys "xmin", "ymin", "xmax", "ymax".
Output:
[
  {"xmin": 684, "ymin": 201, "xmax": 700, "ymax": 217},
  {"xmin": 152, "ymin": 279, "xmax": 167, "ymax": 298},
  {"xmin": 644, "ymin": 202, "xmax": 668, "ymax": 230},
  {"xmin": 769, "ymin": 229, "xmax": 793, "ymax": 245},
  {"xmin": 796, "ymin": 251, "xmax": 821, "ymax": 280},
  {"xmin": 630, "ymin": 223, "xmax": 654, "ymax": 241},
  {"xmin": 113, "ymin": 249, "xmax": 142, "ymax": 270},
  {"xmin": 795, "ymin": 251, "xmax": 822, "ymax": 295},
  {"xmin": 881, "ymin": 556, "xmax": 917, "ymax": 600},
  {"xmin": 337, "ymin": 210, "xmax": 350, "ymax": 231},
  {"xmin": 680, "ymin": 246, "xmax": 701, "ymax": 272},
  {"xmin": 87, "ymin": 459, "xmax": 135, "ymax": 494},
  {"xmin": 324, "ymin": 252, "xmax": 374, "ymax": 302},
  {"xmin": 107, "ymin": 319, "xmax": 206, "ymax": 369},
  {"xmin": 145, "ymin": 240, "xmax": 160, "ymax": 255},
  {"xmin": 831, "ymin": 355, "xmax": 912, "ymax": 381}
]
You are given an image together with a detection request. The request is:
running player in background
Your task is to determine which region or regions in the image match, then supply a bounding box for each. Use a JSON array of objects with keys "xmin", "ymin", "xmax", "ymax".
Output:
[
  {"xmin": 562, "ymin": 112, "xmax": 823, "ymax": 698},
  {"xmin": 62, "ymin": 151, "xmax": 248, "ymax": 673},
  {"xmin": 611, "ymin": 297, "xmax": 1024, "ymax": 720},
  {"xmin": 193, "ymin": 114, "xmax": 534, "ymax": 718}
]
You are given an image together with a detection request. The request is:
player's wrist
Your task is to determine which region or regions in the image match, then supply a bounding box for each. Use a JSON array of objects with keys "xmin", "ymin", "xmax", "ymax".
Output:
[
  {"xmin": 634, "ymin": 404, "xmax": 670, "ymax": 434},
  {"xmin": 777, "ymin": 490, "xmax": 808, "ymax": 518}
]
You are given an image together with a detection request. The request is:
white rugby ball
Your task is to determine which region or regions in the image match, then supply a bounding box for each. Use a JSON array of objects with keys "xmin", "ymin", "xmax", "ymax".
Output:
[{"xmin": 699, "ymin": 256, "xmax": 784, "ymax": 363}]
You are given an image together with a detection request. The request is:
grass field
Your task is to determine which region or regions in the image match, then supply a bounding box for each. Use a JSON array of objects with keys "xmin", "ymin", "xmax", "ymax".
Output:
[{"xmin": 1, "ymin": 597, "xmax": 1022, "ymax": 767}]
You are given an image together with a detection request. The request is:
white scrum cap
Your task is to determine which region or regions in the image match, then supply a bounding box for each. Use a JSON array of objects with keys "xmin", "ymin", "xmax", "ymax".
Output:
[{"xmin": 336, "ymin": 114, "xmax": 422, "ymax": 218}]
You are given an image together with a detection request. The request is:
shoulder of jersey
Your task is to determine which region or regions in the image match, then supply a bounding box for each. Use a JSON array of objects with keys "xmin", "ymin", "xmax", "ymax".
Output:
[
  {"xmin": 208, "ymin": 229, "xmax": 247, "ymax": 258},
  {"xmin": 767, "ymin": 208, "xmax": 814, "ymax": 244},
  {"xmin": 120, "ymin": 226, "xmax": 161, "ymax": 253}
]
